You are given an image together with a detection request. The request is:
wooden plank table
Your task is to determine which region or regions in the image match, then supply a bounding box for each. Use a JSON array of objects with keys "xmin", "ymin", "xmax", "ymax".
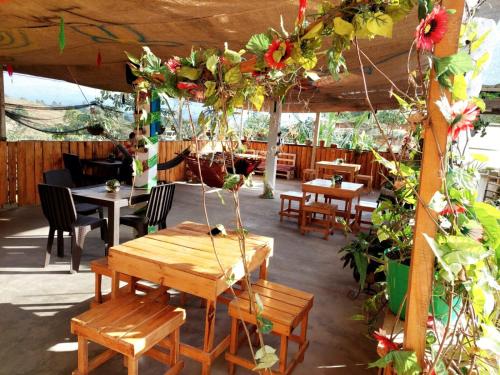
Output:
[
  {"xmin": 108, "ymin": 221, "xmax": 274, "ymax": 375},
  {"xmin": 315, "ymin": 161, "xmax": 361, "ymax": 182},
  {"xmin": 71, "ymin": 185, "xmax": 149, "ymax": 247},
  {"xmin": 302, "ymin": 179, "xmax": 364, "ymax": 223}
]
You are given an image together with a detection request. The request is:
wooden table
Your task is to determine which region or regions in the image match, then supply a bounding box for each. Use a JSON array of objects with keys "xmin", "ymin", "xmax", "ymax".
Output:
[
  {"xmin": 71, "ymin": 185, "xmax": 149, "ymax": 247},
  {"xmin": 315, "ymin": 161, "xmax": 361, "ymax": 182},
  {"xmin": 302, "ymin": 179, "xmax": 364, "ymax": 223},
  {"xmin": 108, "ymin": 221, "xmax": 273, "ymax": 375}
]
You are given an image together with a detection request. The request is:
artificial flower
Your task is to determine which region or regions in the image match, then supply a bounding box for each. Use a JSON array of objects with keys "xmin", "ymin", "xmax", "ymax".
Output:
[
  {"xmin": 373, "ymin": 329, "xmax": 401, "ymax": 352},
  {"xmin": 448, "ymin": 101, "xmax": 480, "ymax": 140},
  {"xmin": 177, "ymin": 82, "xmax": 199, "ymax": 91},
  {"xmin": 415, "ymin": 6, "xmax": 448, "ymax": 51},
  {"xmin": 439, "ymin": 203, "xmax": 465, "ymax": 216},
  {"xmin": 166, "ymin": 58, "xmax": 181, "ymax": 73},
  {"xmin": 264, "ymin": 39, "xmax": 293, "ymax": 70},
  {"xmin": 297, "ymin": 0, "xmax": 307, "ymax": 25}
]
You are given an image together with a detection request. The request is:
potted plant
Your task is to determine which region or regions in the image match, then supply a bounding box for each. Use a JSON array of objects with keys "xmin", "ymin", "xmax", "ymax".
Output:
[{"xmin": 105, "ymin": 179, "xmax": 121, "ymax": 192}]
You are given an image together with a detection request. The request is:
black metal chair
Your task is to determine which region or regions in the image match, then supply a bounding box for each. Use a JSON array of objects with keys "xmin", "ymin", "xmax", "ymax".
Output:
[
  {"xmin": 120, "ymin": 183, "xmax": 176, "ymax": 237},
  {"xmin": 38, "ymin": 184, "xmax": 108, "ymax": 273},
  {"xmin": 62, "ymin": 153, "xmax": 101, "ymax": 187}
]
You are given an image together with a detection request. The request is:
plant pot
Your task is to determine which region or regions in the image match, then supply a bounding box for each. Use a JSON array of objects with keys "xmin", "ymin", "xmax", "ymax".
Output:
[
  {"xmin": 387, "ymin": 260, "xmax": 461, "ymax": 323},
  {"xmin": 319, "ymin": 140, "xmax": 325, "ymax": 147}
]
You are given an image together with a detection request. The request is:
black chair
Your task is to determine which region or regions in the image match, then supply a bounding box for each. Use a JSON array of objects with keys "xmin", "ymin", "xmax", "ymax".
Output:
[
  {"xmin": 120, "ymin": 183, "xmax": 176, "ymax": 237},
  {"xmin": 38, "ymin": 184, "xmax": 108, "ymax": 273},
  {"xmin": 62, "ymin": 153, "xmax": 101, "ymax": 187}
]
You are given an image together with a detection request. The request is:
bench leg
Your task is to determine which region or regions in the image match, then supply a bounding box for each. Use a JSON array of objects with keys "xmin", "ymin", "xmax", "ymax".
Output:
[
  {"xmin": 228, "ymin": 317, "xmax": 239, "ymax": 375},
  {"xmin": 299, "ymin": 314, "xmax": 309, "ymax": 363},
  {"xmin": 127, "ymin": 357, "xmax": 138, "ymax": 375},
  {"xmin": 279, "ymin": 335, "xmax": 288, "ymax": 374},
  {"xmin": 94, "ymin": 273, "xmax": 102, "ymax": 304},
  {"xmin": 279, "ymin": 198, "xmax": 284, "ymax": 222},
  {"xmin": 77, "ymin": 336, "xmax": 89, "ymax": 375}
]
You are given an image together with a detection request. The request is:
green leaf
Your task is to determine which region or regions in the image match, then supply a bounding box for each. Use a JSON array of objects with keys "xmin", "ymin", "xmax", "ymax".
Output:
[
  {"xmin": 204, "ymin": 81, "xmax": 216, "ymax": 98},
  {"xmin": 303, "ymin": 21, "xmax": 323, "ymax": 39},
  {"xmin": 476, "ymin": 324, "xmax": 500, "ymax": 356},
  {"xmin": 391, "ymin": 92, "xmax": 410, "ymax": 108},
  {"xmin": 246, "ymin": 33, "xmax": 272, "ymax": 55},
  {"xmin": 366, "ymin": 13, "xmax": 393, "ymax": 38},
  {"xmin": 443, "ymin": 235, "xmax": 488, "ymax": 265},
  {"xmin": 473, "ymin": 51, "xmax": 490, "ymax": 78},
  {"xmin": 434, "ymin": 51, "xmax": 475, "ymax": 88},
  {"xmin": 206, "ymin": 55, "xmax": 218, "ymax": 77},
  {"xmin": 224, "ymin": 65, "xmax": 242, "ymax": 84},
  {"xmin": 59, "ymin": 17, "xmax": 65, "ymax": 53},
  {"xmin": 125, "ymin": 51, "xmax": 140, "ymax": 65},
  {"xmin": 224, "ymin": 48, "xmax": 242, "ymax": 64},
  {"xmin": 370, "ymin": 351, "xmax": 421, "ymax": 375},
  {"xmin": 471, "ymin": 30, "xmax": 491, "ymax": 52},
  {"xmin": 253, "ymin": 345, "xmax": 278, "ymax": 370},
  {"xmin": 333, "ymin": 17, "xmax": 354, "ymax": 37},
  {"xmin": 452, "ymin": 74, "xmax": 467, "ymax": 100},
  {"xmin": 222, "ymin": 173, "xmax": 241, "ymax": 190},
  {"xmin": 353, "ymin": 252, "xmax": 368, "ymax": 289},
  {"xmin": 473, "ymin": 202, "xmax": 500, "ymax": 260},
  {"xmin": 250, "ymin": 86, "xmax": 265, "ymax": 111},
  {"xmin": 177, "ymin": 66, "xmax": 201, "ymax": 80},
  {"xmin": 257, "ymin": 315, "xmax": 273, "ymax": 334}
]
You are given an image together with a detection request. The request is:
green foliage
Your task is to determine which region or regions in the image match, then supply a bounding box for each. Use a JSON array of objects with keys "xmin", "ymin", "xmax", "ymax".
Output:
[
  {"xmin": 253, "ymin": 345, "xmax": 278, "ymax": 371},
  {"xmin": 433, "ymin": 51, "xmax": 475, "ymax": 89},
  {"xmin": 369, "ymin": 350, "xmax": 421, "ymax": 375}
]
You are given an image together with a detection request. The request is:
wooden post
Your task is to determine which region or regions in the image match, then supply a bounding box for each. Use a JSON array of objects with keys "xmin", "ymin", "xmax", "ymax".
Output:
[
  {"xmin": 176, "ymin": 97, "xmax": 183, "ymax": 140},
  {"xmin": 0, "ymin": 66, "xmax": 6, "ymax": 141},
  {"xmin": 310, "ymin": 112, "xmax": 320, "ymax": 169},
  {"xmin": 403, "ymin": 0, "xmax": 464, "ymax": 365},
  {"xmin": 262, "ymin": 100, "xmax": 282, "ymax": 198}
]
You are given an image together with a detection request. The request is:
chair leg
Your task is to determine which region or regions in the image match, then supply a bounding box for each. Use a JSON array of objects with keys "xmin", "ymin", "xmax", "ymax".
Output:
[
  {"xmin": 45, "ymin": 227, "xmax": 55, "ymax": 267},
  {"xmin": 228, "ymin": 317, "xmax": 239, "ymax": 375},
  {"xmin": 98, "ymin": 207, "xmax": 104, "ymax": 219},
  {"xmin": 95, "ymin": 272, "xmax": 102, "ymax": 304},
  {"xmin": 100, "ymin": 221, "xmax": 108, "ymax": 252},
  {"xmin": 70, "ymin": 227, "xmax": 87, "ymax": 274},
  {"xmin": 77, "ymin": 336, "xmax": 89, "ymax": 375},
  {"xmin": 57, "ymin": 229, "xmax": 64, "ymax": 258},
  {"xmin": 279, "ymin": 334, "xmax": 289, "ymax": 374},
  {"xmin": 127, "ymin": 357, "xmax": 138, "ymax": 375}
]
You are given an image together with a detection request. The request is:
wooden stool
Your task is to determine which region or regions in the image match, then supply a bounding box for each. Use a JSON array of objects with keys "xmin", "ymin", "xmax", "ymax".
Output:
[
  {"xmin": 300, "ymin": 202, "xmax": 337, "ymax": 240},
  {"xmin": 71, "ymin": 293, "xmax": 185, "ymax": 375},
  {"xmin": 90, "ymin": 257, "xmax": 157, "ymax": 306},
  {"xmin": 352, "ymin": 200, "xmax": 378, "ymax": 232},
  {"xmin": 279, "ymin": 191, "xmax": 311, "ymax": 223},
  {"xmin": 226, "ymin": 279, "xmax": 314, "ymax": 375},
  {"xmin": 302, "ymin": 168, "xmax": 317, "ymax": 182},
  {"xmin": 355, "ymin": 163, "xmax": 375, "ymax": 193}
]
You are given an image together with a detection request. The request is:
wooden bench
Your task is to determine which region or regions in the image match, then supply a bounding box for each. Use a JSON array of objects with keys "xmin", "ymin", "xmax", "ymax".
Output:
[
  {"xmin": 300, "ymin": 201, "xmax": 337, "ymax": 240},
  {"xmin": 279, "ymin": 191, "xmax": 311, "ymax": 224},
  {"xmin": 71, "ymin": 293, "xmax": 185, "ymax": 375},
  {"xmin": 255, "ymin": 152, "xmax": 296, "ymax": 180},
  {"xmin": 352, "ymin": 200, "xmax": 378, "ymax": 232},
  {"xmin": 226, "ymin": 279, "xmax": 313, "ymax": 374}
]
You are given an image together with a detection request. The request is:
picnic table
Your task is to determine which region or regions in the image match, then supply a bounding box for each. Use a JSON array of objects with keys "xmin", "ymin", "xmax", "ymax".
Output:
[
  {"xmin": 71, "ymin": 185, "xmax": 149, "ymax": 247},
  {"xmin": 302, "ymin": 179, "xmax": 364, "ymax": 224},
  {"xmin": 108, "ymin": 221, "xmax": 273, "ymax": 375},
  {"xmin": 315, "ymin": 161, "xmax": 361, "ymax": 182}
]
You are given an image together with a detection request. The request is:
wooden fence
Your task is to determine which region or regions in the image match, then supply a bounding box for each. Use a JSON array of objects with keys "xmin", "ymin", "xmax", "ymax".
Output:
[
  {"xmin": 246, "ymin": 141, "xmax": 391, "ymax": 189},
  {"xmin": 0, "ymin": 140, "xmax": 391, "ymax": 207},
  {"xmin": 0, "ymin": 140, "xmax": 191, "ymax": 207}
]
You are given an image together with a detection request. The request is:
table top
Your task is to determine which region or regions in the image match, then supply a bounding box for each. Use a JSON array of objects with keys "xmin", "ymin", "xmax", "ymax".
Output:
[
  {"xmin": 82, "ymin": 158, "xmax": 123, "ymax": 167},
  {"xmin": 316, "ymin": 161, "xmax": 361, "ymax": 170},
  {"xmin": 108, "ymin": 221, "xmax": 273, "ymax": 300},
  {"xmin": 303, "ymin": 179, "xmax": 364, "ymax": 191},
  {"xmin": 72, "ymin": 185, "xmax": 150, "ymax": 207}
]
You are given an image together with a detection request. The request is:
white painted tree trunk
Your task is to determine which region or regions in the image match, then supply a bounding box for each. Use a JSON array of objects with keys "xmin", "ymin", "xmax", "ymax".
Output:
[
  {"xmin": 262, "ymin": 100, "xmax": 282, "ymax": 198},
  {"xmin": 310, "ymin": 112, "xmax": 320, "ymax": 169}
]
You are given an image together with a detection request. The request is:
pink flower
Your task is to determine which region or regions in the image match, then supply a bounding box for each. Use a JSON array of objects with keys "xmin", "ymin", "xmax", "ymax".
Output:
[
  {"xmin": 264, "ymin": 39, "xmax": 293, "ymax": 70},
  {"xmin": 448, "ymin": 101, "xmax": 480, "ymax": 140},
  {"xmin": 415, "ymin": 6, "xmax": 448, "ymax": 51},
  {"xmin": 166, "ymin": 58, "xmax": 181, "ymax": 73}
]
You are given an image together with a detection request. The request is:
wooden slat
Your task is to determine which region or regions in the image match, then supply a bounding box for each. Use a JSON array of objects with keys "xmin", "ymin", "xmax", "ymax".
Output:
[
  {"xmin": 16, "ymin": 142, "xmax": 27, "ymax": 205},
  {"xmin": 34, "ymin": 141, "xmax": 43, "ymax": 204},
  {"xmin": 24, "ymin": 141, "xmax": 36, "ymax": 205},
  {"xmin": 7, "ymin": 142, "xmax": 17, "ymax": 205}
]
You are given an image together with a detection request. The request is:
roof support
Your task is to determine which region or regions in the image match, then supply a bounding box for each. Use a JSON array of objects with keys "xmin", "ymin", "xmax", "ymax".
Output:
[
  {"xmin": 403, "ymin": 0, "xmax": 464, "ymax": 365},
  {"xmin": 310, "ymin": 112, "xmax": 320, "ymax": 169},
  {"xmin": 262, "ymin": 100, "xmax": 282, "ymax": 198},
  {"xmin": 0, "ymin": 67, "xmax": 6, "ymax": 141}
]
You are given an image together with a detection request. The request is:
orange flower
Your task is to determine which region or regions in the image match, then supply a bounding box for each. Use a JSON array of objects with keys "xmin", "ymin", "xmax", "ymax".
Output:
[{"xmin": 264, "ymin": 39, "xmax": 293, "ymax": 70}]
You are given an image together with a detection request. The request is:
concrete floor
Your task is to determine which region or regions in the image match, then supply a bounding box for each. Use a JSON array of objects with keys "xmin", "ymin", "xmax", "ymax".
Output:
[{"xmin": 0, "ymin": 177, "xmax": 378, "ymax": 375}]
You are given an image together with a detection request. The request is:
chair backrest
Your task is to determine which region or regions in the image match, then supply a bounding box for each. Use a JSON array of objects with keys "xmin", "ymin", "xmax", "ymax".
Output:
[
  {"xmin": 62, "ymin": 153, "xmax": 85, "ymax": 186},
  {"xmin": 145, "ymin": 183, "xmax": 176, "ymax": 228},
  {"xmin": 43, "ymin": 169, "xmax": 76, "ymax": 188},
  {"xmin": 38, "ymin": 184, "xmax": 77, "ymax": 232}
]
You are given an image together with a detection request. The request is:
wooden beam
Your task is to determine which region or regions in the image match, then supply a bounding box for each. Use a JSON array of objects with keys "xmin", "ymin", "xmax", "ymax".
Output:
[
  {"xmin": 262, "ymin": 100, "xmax": 282, "ymax": 198},
  {"xmin": 0, "ymin": 66, "xmax": 6, "ymax": 141},
  {"xmin": 310, "ymin": 112, "xmax": 320, "ymax": 169},
  {"xmin": 403, "ymin": 0, "xmax": 464, "ymax": 365}
]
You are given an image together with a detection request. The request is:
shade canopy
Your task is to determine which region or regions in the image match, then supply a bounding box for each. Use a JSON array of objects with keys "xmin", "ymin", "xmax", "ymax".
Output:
[{"xmin": 0, "ymin": 0, "xmax": 421, "ymax": 111}]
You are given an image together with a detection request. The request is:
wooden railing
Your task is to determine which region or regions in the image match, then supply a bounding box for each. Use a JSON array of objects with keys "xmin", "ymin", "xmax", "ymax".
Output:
[
  {"xmin": 0, "ymin": 140, "xmax": 191, "ymax": 207},
  {"xmin": 0, "ymin": 140, "xmax": 391, "ymax": 207},
  {"xmin": 246, "ymin": 141, "xmax": 391, "ymax": 189}
]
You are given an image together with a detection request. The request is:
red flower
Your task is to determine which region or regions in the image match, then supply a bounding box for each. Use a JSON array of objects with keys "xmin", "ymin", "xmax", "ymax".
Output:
[
  {"xmin": 6, "ymin": 64, "xmax": 13, "ymax": 77},
  {"xmin": 373, "ymin": 330, "xmax": 401, "ymax": 352},
  {"xmin": 448, "ymin": 101, "xmax": 480, "ymax": 140},
  {"xmin": 415, "ymin": 6, "xmax": 448, "ymax": 51},
  {"xmin": 177, "ymin": 82, "xmax": 199, "ymax": 90},
  {"xmin": 166, "ymin": 58, "xmax": 181, "ymax": 73},
  {"xmin": 440, "ymin": 204, "xmax": 465, "ymax": 216},
  {"xmin": 297, "ymin": 0, "xmax": 307, "ymax": 25},
  {"xmin": 264, "ymin": 39, "xmax": 293, "ymax": 70}
]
